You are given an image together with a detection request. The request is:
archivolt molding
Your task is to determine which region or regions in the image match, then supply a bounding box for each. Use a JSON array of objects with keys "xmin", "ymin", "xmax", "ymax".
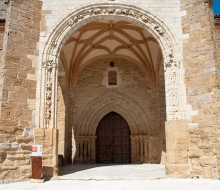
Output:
[
  {"xmin": 75, "ymin": 91, "xmax": 151, "ymax": 136},
  {"xmin": 40, "ymin": 3, "xmax": 187, "ymax": 129},
  {"xmin": 43, "ymin": 3, "xmax": 179, "ymax": 70}
]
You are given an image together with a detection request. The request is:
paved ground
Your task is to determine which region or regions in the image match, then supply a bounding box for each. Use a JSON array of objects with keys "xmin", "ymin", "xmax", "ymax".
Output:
[
  {"xmin": 59, "ymin": 164, "xmax": 166, "ymax": 180},
  {"xmin": 1, "ymin": 164, "xmax": 220, "ymax": 190}
]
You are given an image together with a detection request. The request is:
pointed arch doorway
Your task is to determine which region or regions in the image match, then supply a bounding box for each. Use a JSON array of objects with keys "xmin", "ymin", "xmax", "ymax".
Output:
[{"xmin": 96, "ymin": 112, "xmax": 131, "ymax": 163}]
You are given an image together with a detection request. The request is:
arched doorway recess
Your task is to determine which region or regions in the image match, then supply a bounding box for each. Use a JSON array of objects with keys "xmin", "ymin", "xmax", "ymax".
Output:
[
  {"xmin": 39, "ymin": 3, "xmax": 186, "ymax": 130},
  {"xmin": 96, "ymin": 112, "xmax": 131, "ymax": 164},
  {"xmin": 37, "ymin": 3, "xmax": 189, "ymax": 175}
]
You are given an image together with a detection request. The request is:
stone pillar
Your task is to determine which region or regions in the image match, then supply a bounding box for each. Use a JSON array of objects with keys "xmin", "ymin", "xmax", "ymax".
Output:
[
  {"xmin": 165, "ymin": 120, "xmax": 190, "ymax": 177},
  {"xmin": 0, "ymin": 0, "xmax": 42, "ymax": 182},
  {"xmin": 131, "ymin": 135, "xmax": 149, "ymax": 163},
  {"xmin": 164, "ymin": 65, "xmax": 189, "ymax": 176},
  {"xmin": 181, "ymin": 0, "xmax": 219, "ymax": 179},
  {"xmin": 41, "ymin": 60, "xmax": 58, "ymax": 129},
  {"xmin": 34, "ymin": 128, "xmax": 59, "ymax": 178},
  {"xmin": 73, "ymin": 136, "xmax": 96, "ymax": 164}
]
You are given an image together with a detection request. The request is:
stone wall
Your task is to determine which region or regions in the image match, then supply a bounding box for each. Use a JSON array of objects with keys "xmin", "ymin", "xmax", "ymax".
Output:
[
  {"xmin": 215, "ymin": 16, "xmax": 220, "ymax": 69},
  {"xmin": 181, "ymin": 0, "xmax": 220, "ymax": 178},
  {"xmin": 0, "ymin": 0, "xmax": 42, "ymax": 183},
  {"xmin": 0, "ymin": 0, "xmax": 8, "ymax": 20}
]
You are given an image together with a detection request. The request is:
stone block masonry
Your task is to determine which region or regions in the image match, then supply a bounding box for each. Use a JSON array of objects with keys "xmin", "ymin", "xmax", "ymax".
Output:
[
  {"xmin": 0, "ymin": 0, "xmax": 42, "ymax": 183},
  {"xmin": 0, "ymin": 20, "xmax": 5, "ymax": 64},
  {"xmin": 0, "ymin": 0, "xmax": 8, "ymax": 20},
  {"xmin": 181, "ymin": 0, "xmax": 220, "ymax": 178},
  {"xmin": 215, "ymin": 15, "xmax": 220, "ymax": 71}
]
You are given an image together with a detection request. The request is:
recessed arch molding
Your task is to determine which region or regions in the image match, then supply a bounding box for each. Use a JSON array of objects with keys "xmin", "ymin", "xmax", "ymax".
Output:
[{"xmin": 75, "ymin": 90, "xmax": 151, "ymax": 136}]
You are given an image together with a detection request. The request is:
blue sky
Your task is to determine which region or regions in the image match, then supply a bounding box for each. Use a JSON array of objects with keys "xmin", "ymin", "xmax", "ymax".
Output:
[{"xmin": 213, "ymin": 0, "xmax": 220, "ymax": 14}]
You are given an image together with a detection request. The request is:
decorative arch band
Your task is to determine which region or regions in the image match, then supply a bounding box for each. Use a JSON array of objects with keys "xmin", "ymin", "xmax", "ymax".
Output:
[
  {"xmin": 75, "ymin": 91, "xmax": 151, "ymax": 136},
  {"xmin": 42, "ymin": 3, "xmax": 180, "ymax": 70}
]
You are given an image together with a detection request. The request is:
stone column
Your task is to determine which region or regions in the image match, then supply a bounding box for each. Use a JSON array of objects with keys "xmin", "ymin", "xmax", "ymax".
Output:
[
  {"xmin": 131, "ymin": 135, "xmax": 149, "ymax": 163},
  {"xmin": 73, "ymin": 136, "xmax": 96, "ymax": 163},
  {"xmin": 35, "ymin": 59, "xmax": 59, "ymax": 177},
  {"xmin": 164, "ymin": 66, "xmax": 189, "ymax": 176},
  {"xmin": 165, "ymin": 120, "xmax": 190, "ymax": 176},
  {"xmin": 41, "ymin": 60, "xmax": 58, "ymax": 129}
]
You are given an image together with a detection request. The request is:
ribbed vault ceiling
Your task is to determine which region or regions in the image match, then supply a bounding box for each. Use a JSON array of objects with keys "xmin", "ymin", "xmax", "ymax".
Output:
[{"xmin": 60, "ymin": 20, "xmax": 162, "ymax": 89}]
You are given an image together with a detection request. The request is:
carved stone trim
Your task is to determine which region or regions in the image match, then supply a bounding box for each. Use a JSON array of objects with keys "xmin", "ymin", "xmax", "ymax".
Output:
[
  {"xmin": 45, "ymin": 5, "xmax": 179, "ymax": 71},
  {"xmin": 42, "ymin": 60, "xmax": 57, "ymax": 128},
  {"xmin": 64, "ymin": 7, "xmax": 165, "ymax": 36}
]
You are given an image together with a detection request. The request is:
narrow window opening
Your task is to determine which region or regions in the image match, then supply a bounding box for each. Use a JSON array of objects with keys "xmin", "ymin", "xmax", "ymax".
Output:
[{"xmin": 108, "ymin": 70, "xmax": 117, "ymax": 85}]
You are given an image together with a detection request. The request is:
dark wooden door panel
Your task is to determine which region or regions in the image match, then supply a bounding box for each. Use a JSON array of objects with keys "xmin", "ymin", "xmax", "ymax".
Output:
[{"xmin": 96, "ymin": 112, "xmax": 131, "ymax": 163}]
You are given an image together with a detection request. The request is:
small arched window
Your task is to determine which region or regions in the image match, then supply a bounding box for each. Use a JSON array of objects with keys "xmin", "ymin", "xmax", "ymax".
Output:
[{"xmin": 108, "ymin": 70, "xmax": 117, "ymax": 86}]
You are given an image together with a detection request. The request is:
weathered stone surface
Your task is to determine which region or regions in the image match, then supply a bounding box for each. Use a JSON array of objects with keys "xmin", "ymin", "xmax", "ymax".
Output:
[
  {"xmin": 166, "ymin": 164, "xmax": 190, "ymax": 177},
  {"xmin": 19, "ymin": 144, "xmax": 32, "ymax": 151},
  {"xmin": 14, "ymin": 159, "xmax": 30, "ymax": 166},
  {"xmin": 16, "ymin": 136, "xmax": 33, "ymax": 144},
  {"xmin": 199, "ymin": 156, "xmax": 217, "ymax": 167},
  {"xmin": 20, "ymin": 166, "xmax": 31, "ymax": 178},
  {"xmin": 191, "ymin": 166, "xmax": 204, "ymax": 177},
  {"xmin": 0, "ymin": 143, "xmax": 11, "ymax": 149},
  {"xmin": 0, "ymin": 150, "xmax": 7, "ymax": 163},
  {"xmin": 189, "ymin": 148, "xmax": 203, "ymax": 158},
  {"xmin": 217, "ymin": 166, "xmax": 220, "ymax": 177},
  {"xmin": 0, "ymin": 166, "xmax": 17, "ymax": 171},
  {"xmin": 7, "ymin": 154, "xmax": 26, "ymax": 161},
  {"xmin": 0, "ymin": 0, "xmax": 8, "ymax": 20},
  {"xmin": 203, "ymin": 167, "xmax": 214, "ymax": 179}
]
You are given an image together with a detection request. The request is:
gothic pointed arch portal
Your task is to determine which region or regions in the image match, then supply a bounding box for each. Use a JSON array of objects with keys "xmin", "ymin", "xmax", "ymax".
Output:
[
  {"xmin": 96, "ymin": 112, "xmax": 131, "ymax": 164},
  {"xmin": 37, "ymin": 3, "xmax": 189, "ymax": 174}
]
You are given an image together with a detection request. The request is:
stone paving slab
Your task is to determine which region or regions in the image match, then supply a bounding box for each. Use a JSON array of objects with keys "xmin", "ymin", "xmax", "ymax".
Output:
[{"xmin": 59, "ymin": 164, "xmax": 166, "ymax": 180}]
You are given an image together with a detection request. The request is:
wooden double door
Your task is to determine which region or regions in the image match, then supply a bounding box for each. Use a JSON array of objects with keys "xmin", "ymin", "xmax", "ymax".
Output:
[{"xmin": 96, "ymin": 112, "xmax": 131, "ymax": 163}]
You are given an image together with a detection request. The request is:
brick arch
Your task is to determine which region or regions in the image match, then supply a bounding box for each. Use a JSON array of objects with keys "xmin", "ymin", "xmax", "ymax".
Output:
[{"xmin": 75, "ymin": 91, "xmax": 151, "ymax": 136}]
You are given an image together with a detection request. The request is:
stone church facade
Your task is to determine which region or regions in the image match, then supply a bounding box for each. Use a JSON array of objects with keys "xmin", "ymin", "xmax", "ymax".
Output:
[{"xmin": 0, "ymin": 0, "xmax": 220, "ymax": 183}]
